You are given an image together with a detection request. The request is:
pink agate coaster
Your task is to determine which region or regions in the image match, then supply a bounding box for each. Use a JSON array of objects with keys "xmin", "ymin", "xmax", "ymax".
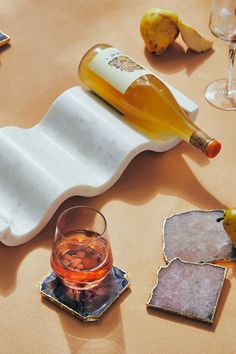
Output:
[
  {"xmin": 147, "ymin": 258, "xmax": 227, "ymax": 324},
  {"xmin": 163, "ymin": 210, "xmax": 236, "ymax": 263}
]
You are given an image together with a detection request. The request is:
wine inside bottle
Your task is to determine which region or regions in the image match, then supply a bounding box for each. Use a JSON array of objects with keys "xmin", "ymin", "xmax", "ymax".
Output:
[{"xmin": 78, "ymin": 44, "xmax": 221, "ymax": 158}]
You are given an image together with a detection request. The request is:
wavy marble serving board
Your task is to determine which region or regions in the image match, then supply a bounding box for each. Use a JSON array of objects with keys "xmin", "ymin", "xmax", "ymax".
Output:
[{"xmin": 0, "ymin": 84, "xmax": 198, "ymax": 246}]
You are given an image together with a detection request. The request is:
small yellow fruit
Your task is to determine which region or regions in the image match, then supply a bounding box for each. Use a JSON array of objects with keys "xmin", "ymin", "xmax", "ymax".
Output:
[
  {"xmin": 177, "ymin": 20, "xmax": 213, "ymax": 53},
  {"xmin": 217, "ymin": 209, "xmax": 236, "ymax": 247},
  {"xmin": 140, "ymin": 8, "xmax": 179, "ymax": 55}
]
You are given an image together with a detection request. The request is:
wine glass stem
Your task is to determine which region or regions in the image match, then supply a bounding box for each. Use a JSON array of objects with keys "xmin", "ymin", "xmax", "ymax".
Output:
[{"xmin": 225, "ymin": 45, "xmax": 236, "ymax": 97}]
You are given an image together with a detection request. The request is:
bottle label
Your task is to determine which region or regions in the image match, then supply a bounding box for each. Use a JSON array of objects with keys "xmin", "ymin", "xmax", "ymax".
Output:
[{"xmin": 88, "ymin": 47, "xmax": 152, "ymax": 94}]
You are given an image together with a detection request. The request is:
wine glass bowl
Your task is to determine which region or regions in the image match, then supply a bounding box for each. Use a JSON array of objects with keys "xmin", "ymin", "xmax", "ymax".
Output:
[
  {"xmin": 205, "ymin": 0, "xmax": 236, "ymax": 110},
  {"xmin": 50, "ymin": 206, "xmax": 113, "ymax": 290}
]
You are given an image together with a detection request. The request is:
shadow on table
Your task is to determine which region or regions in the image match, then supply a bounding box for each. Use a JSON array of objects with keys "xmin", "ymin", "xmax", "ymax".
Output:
[
  {"xmin": 0, "ymin": 43, "xmax": 11, "ymax": 67},
  {"xmin": 0, "ymin": 43, "xmax": 11, "ymax": 54},
  {"xmin": 0, "ymin": 141, "xmax": 227, "ymax": 297},
  {"xmin": 144, "ymin": 42, "xmax": 214, "ymax": 76},
  {"xmin": 146, "ymin": 278, "xmax": 231, "ymax": 331},
  {"xmin": 41, "ymin": 288, "xmax": 129, "ymax": 354}
]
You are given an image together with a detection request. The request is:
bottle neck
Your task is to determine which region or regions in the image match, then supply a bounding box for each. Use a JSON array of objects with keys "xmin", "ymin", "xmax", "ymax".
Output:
[
  {"xmin": 189, "ymin": 131, "xmax": 221, "ymax": 158},
  {"xmin": 189, "ymin": 130, "xmax": 212, "ymax": 152}
]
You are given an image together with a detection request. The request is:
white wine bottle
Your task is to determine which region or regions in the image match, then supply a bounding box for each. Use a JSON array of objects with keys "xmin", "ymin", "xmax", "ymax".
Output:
[{"xmin": 78, "ymin": 43, "xmax": 221, "ymax": 158}]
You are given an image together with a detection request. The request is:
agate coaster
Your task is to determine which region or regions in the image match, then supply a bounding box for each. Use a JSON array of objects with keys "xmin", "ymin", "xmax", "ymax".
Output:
[
  {"xmin": 163, "ymin": 210, "xmax": 236, "ymax": 263},
  {"xmin": 40, "ymin": 266, "xmax": 130, "ymax": 322},
  {"xmin": 147, "ymin": 258, "xmax": 227, "ymax": 324}
]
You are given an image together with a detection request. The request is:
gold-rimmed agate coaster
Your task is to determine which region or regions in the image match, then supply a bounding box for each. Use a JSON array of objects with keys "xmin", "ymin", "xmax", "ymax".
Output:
[
  {"xmin": 40, "ymin": 266, "xmax": 130, "ymax": 322},
  {"xmin": 163, "ymin": 210, "xmax": 236, "ymax": 264},
  {"xmin": 147, "ymin": 258, "xmax": 227, "ymax": 324},
  {"xmin": 0, "ymin": 31, "xmax": 10, "ymax": 47}
]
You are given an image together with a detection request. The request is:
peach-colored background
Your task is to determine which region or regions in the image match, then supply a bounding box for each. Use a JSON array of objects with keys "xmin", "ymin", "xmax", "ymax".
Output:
[{"xmin": 1, "ymin": 0, "xmax": 236, "ymax": 353}]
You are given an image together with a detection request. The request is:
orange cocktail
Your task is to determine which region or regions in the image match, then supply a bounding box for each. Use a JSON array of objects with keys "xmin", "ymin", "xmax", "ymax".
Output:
[{"xmin": 51, "ymin": 206, "xmax": 113, "ymax": 290}]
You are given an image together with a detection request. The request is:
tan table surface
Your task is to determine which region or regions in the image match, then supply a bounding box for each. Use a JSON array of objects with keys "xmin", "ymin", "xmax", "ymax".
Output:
[{"xmin": 1, "ymin": 0, "xmax": 236, "ymax": 353}]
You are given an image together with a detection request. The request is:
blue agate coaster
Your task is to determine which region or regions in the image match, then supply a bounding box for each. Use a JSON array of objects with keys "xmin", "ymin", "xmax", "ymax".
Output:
[{"xmin": 40, "ymin": 266, "xmax": 130, "ymax": 322}]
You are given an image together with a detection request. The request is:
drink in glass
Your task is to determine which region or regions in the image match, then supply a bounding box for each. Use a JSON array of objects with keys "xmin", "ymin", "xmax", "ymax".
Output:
[{"xmin": 50, "ymin": 206, "xmax": 113, "ymax": 290}]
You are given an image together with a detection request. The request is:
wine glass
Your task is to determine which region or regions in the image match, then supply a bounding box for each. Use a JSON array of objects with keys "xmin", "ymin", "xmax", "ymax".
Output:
[
  {"xmin": 50, "ymin": 206, "xmax": 113, "ymax": 290},
  {"xmin": 205, "ymin": 0, "xmax": 236, "ymax": 110}
]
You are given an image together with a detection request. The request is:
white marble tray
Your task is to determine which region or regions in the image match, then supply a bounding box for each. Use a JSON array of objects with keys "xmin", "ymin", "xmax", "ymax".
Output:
[{"xmin": 0, "ymin": 85, "xmax": 198, "ymax": 246}]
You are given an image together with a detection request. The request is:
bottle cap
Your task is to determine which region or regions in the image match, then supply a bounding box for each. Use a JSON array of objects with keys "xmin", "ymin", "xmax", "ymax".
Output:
[{"xmin": 205, "ymin": 140, "xmax": 221, "ymax": 158}]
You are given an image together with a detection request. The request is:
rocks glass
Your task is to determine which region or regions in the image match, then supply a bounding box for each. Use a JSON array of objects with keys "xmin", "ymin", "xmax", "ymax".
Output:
[{"xmin": 50, "ymin": 206, "xmax": 113, "ymax": 290}]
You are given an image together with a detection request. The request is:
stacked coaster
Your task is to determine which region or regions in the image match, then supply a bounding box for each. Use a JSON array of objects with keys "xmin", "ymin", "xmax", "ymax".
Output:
[{"xmin": 147, "ymin": 210, "xmax": 233, "ymax": 324}]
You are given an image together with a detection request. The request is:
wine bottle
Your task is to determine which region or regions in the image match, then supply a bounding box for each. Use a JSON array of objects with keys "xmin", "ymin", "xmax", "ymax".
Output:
[{"xmin": 78, "ymin": 44, "xmax": 221, "ymax": 158}]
